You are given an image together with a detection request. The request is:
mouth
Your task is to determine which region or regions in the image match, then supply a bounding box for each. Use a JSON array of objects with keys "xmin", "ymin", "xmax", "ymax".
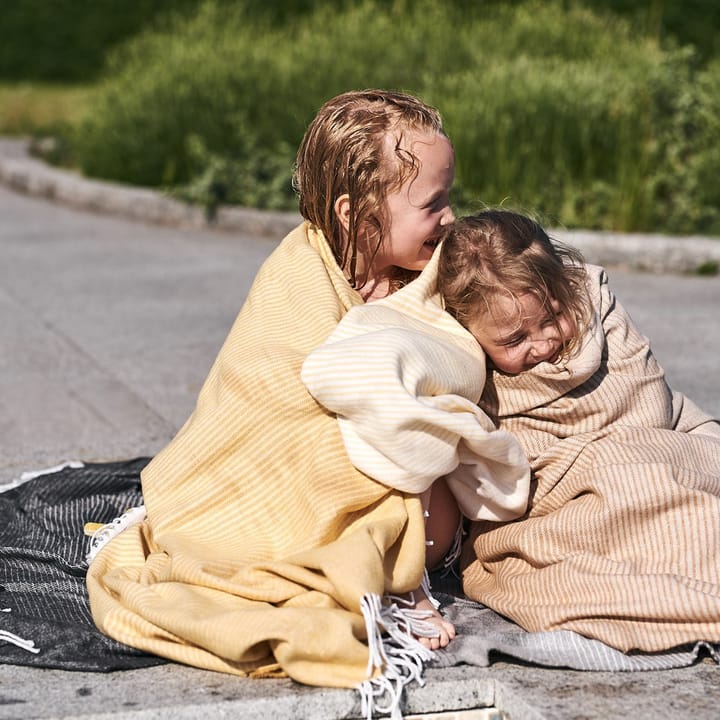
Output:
[
  {"xmin": 544, "ymin": 345, "xmax": 565, "ymax": 366},
  {"xmin": 524, "ymin": 346, "xmax": 562, "ymax": 372}
]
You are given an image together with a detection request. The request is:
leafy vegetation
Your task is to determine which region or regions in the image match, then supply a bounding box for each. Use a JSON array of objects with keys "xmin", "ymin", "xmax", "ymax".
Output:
[
  {"xmin": 0, "ymin": 0, "xmax": 203, "ymax": 82},
  {"xmin": 1, "ymin": 0, "xmax": 718, "ymax": 234},
  {"xmin": 2, "ymin": 0, "xmax": 718, "ymax": 82}
]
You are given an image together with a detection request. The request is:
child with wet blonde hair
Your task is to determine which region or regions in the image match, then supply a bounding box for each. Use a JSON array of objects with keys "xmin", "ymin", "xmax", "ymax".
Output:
[
  {"xmin": 294, "ymin": 90, "xmax": 459, "ymax": 645},
  {"xmin": 295, "ymin": 89, "xmax": 455, "ymax": 300},
  {"xmin": 88, "ymin": 88, "xmax": 463, "ymax": 708}
]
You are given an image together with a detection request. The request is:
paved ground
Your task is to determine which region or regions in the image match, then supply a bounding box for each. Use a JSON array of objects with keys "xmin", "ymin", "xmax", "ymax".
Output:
[{"xmin": 1, "ymin": 142, "xmax": 719, "ymax": 719}]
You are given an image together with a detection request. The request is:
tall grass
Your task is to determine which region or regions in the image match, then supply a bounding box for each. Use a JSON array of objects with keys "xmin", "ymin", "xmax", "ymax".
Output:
[
  {"xmin": 0, "ymin": 84, "xmax": 94, "ymax": 136},
  {"xmin": 65, "ymin": 0, "xmax": 719, "ymax": 233},
  {"xmin": 434, "ymin": 3, "xmax": 685, "ymax": 231}
]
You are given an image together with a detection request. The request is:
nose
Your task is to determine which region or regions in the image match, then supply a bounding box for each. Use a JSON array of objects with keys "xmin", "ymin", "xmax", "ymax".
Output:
[
  {"xmin": 528, "ymin": 336, "xmax": 558, "ymax": 361},
  {"xmin": 440, "ymin": 204, "xmax": 455, "ymax": 226}
]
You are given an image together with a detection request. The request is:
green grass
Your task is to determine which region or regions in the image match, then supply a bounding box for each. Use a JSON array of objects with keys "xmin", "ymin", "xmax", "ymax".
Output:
[{"xmin": 0, "ymin": 83, "xmax": 95, "ymax": 136}]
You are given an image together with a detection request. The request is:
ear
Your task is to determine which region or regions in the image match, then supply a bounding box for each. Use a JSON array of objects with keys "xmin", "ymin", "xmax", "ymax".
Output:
[{"xmin": 333, "ymin": 194, "xmax": 351, "ymax": 232}]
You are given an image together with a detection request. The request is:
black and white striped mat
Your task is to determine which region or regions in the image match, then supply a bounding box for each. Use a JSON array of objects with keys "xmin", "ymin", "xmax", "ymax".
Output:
[{"xmin": 1, "ymin": 459, "xmax": 717, "ymax": 674}]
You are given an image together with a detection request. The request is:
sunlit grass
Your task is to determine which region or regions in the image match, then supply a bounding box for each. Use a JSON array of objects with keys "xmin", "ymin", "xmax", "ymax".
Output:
[{"xmin": 0, "ymin": 83, "xmax": 95, "ymax": 135}]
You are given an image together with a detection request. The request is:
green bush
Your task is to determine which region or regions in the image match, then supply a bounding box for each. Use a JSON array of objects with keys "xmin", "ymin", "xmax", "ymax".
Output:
[
  {"xmin": 435, "ymin": 3, "xmax": 692, "ymax": 231},
  {"xmin": 584, "ymin": 0, "xmax": 720, "ymax": 63},
  {"xmin": 2, "ymin": 0, "xmax": 717, "ymax": 83},
  {"xmin": 653, "ymin": 56, "xmax": 720, "ymax": 234},
  {"xmin": 0, "ymin": 0, "xmax": 471, "ymax": 83},
  {"xmin": 69, "ymin": 0, "xmax": 719, "ymax": 232},
  {"xmin": 0, "ymin": 0, "xmax": 208, "ymax": 82}
]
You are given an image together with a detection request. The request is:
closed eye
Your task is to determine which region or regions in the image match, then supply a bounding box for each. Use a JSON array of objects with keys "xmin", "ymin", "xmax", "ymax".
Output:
[
  {"xmin": 541, "ymin": 309, "xmax": 564, "ymax": 328},
  {"xmin": 500, "ymin": 334, "xmax": 525, "ymax": 348},
  {"xmin": 423, "ymin": 192, "xmax": 447, "ymax": 211}
]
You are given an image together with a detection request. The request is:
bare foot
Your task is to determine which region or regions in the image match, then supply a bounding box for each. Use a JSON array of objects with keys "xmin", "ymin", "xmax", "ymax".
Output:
[{"xmin": 404, "ymin": 586, "xmax": 456, "ymax": 651}]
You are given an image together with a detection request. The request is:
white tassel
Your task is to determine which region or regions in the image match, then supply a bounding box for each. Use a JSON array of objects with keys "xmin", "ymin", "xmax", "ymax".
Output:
[
  {"xmin": 440, "ymin": 519, "xmax": 465, "ymax": 578},
  {"xmin": 86, "ymin": 505, "xmax": 147, "ymax": 564},
  {"xmin": 384, "ymin": 590, "xmax": 441, "ymax": 638},
  {"xmin": 420, "ymin": 569, "xmax": 441, "ymax": 610},
  {"xmin": 360, "ymin": 674, "xmax": 404, "ymax": 720},
  {"xmin": 361, "ymin": 594, "xmax": 386, "ymax": 678},
  {"xmin": 0, "ymin": 609, "xmax": 40, "ymax": 654},
  {"xmin": 358, "ymin": 593, "xmax": 436, "ymax": 719},
  {"xmin": 0, "ymin": 630, "xmax": 40, "ymax": 654}
]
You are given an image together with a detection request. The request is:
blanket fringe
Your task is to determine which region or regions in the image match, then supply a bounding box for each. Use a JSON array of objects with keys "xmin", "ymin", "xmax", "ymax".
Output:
[
  {"xmin": 86, "ymin": 505, "xmax": 147, "ymax": 564},
  {"xmin": 420, "ymin": 569, "xmax": 441, "ymax": 610},
  {"xmin": 358, "ymin": 593, "xmax": 436, "ymax": 720},
  {"xmin": 439, "ymin": 520, "xmax": 465, "ymax": 579},
  {"xmin": 1, "ymin": 609, "xmax": 40, "ymax": 655}
]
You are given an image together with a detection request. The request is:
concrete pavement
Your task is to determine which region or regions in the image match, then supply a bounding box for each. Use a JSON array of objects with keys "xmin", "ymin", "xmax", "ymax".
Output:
[
  {"xmin": 1, "ymin": 140, "xmax": 719, "ymax": 718},
  {"xmin": 0, "ymin": 182, "xmax": 279, "ymax": 483}
]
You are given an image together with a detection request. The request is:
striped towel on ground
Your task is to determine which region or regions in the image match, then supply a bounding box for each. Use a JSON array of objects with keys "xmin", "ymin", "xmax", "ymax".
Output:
[{"xmin": 3, "ymin": 461, "xmax": 716, "ymax": 676}]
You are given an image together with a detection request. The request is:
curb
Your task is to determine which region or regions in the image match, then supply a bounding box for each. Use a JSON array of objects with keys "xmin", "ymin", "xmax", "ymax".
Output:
[
  {"xmin": 1, "ymin": 138, "xmax": 718, "ymax": 275},
  {"xmin": 0, "ymin": 138, "xmax": 301, "ymax": 239},
  {"xmin": 553, "ymin": 228, "xmax": 720, "ymax": 276}
]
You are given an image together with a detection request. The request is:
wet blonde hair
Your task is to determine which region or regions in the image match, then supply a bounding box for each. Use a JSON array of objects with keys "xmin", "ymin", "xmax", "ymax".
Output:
[
  {"xmin": 438, "ymin": 210, "xmax": 591, "ymax": 360},
  {"xmin": 293, "ymin": 89, "xmax": 445, "ymax": 290}
]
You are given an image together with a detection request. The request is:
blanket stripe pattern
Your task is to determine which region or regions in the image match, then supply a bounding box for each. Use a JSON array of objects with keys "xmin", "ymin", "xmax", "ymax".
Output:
[
  {"xmin": 2, "ymin": 461, "xmax": 716, "ymax": 677},
  {"xmin": 86, "ymin": 223, "xmax": 434, "ymax": 697},
  {"xmin": 461, "ymin": 264, "xmax": 720, "ymax": 653},
  {"xmin": 301, "ymin": 246, "xmax": 530, "ymax": 522},
  {"xmin": 0, "ymin": 458, "xmax": 164, "ymax": 670}
]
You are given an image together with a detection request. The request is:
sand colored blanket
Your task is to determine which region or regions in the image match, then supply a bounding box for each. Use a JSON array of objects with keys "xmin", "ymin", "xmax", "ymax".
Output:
[
  {"xmin": 461, "ymin": 264, "xmax": 720, "ymax": 652},
  {"xmin": 86, "ymin": 223, "xmax": 437, "ymax": 692}
]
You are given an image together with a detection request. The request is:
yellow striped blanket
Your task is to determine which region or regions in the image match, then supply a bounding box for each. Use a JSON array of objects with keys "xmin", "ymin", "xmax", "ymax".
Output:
[
  {"xmin": 85, "ymin": 222, "xmax": 528, "ymax": 698},
  {"xmin": 86, "ymin": 223, "xmax": 430, "ymax": 690},
  {"xmin": 462, "ymin": 264, "xmax": 720, "ymax": 652}
]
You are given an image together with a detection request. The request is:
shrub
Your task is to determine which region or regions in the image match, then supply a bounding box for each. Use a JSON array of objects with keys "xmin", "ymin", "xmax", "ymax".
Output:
[
  {"xmin": 69, "ymin": 0, "xmax": 719, "ymax": 233},
  {"xmin": 652, "ymin": 55, "xmax": 720, "ymax": 234},
  {"xmin": 435, "ymin": 3, "xmax": 692, "ymax": 231},
  {"xmin": 0, "ymin": 0, "xmax": 205, "ymax": 82}
]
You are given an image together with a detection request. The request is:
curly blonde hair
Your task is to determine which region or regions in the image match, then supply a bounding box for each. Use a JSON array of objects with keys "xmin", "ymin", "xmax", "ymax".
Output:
[
  {"xmin": 438, "ymin": 210, "xmax": 591, "ymax": 360},
  {"xmin": 294, "ymin": 89, "xmax": 445, "ymax": 290}
]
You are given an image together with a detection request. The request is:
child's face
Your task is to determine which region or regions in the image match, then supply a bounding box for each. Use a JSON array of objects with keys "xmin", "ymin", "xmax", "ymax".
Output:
[
  {"xmin": 376, "ymin": 131, "xmax": 455, "ymax": 274},
  {"xmin": 467, "ymin": 292, "xmax": 572, "ymax": 375}
]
